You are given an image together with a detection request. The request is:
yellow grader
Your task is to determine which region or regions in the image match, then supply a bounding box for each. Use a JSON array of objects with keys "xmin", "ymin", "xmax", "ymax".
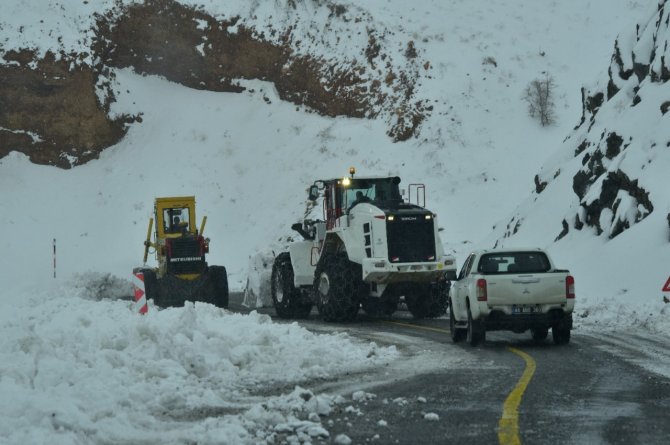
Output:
[{"xmin": 134, "ymin": 196, "xmax": 228, "ymax": 308}]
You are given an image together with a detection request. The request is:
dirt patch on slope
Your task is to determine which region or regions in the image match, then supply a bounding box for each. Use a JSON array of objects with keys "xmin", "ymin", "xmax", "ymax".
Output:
[
  {"xmin": 92, "ymin": 0, "xmax": 422, "ymax": 127},
  {"xmin": 2, "ymin": 0, "xmax": 425, "ymax": 168},
  {"xmin": 0, "ymin": 50, "xmax": 133, "ymax": 168}
]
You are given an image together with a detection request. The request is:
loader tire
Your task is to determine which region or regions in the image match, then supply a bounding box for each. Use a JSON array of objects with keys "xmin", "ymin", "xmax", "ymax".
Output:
[
  {"xmin": 405, "ymin": 278, "xmax": 450, "ymax": 319},
  {"xmin": 154, "ymin": 275, "xmax": 189, "ymax": 308},
  {"xmin": 209, "ymin": 265, "xmax": 229, "ymax": 309},
  {"xmin": 271, "ymin": 252, "xmax": 312, "ymax": 319},
  {"xmin": 140, "ymin": 268, "xmax": 158, "ymax": 304},
  {"xmin": 314, "ymin": 254, "xmax": 361, "ymax": 322},
  {"xmin": 362, "ymin": 286, "xmax": 399, "ymax": 318}
]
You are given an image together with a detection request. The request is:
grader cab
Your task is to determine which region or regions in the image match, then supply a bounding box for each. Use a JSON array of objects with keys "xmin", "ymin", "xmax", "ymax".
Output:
[{"xmin": 134, "ymin": 196, "xmax": 228, "ymax": 308}]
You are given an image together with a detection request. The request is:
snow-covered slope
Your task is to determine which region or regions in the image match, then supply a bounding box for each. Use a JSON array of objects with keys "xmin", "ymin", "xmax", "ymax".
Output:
[
  {"xmin": 1, "ymin": 0, "xmax": 645, "ymax": 292},
  {"xmin": 490, "ymin": 0, "xmax": 670, "ymax": 330}
]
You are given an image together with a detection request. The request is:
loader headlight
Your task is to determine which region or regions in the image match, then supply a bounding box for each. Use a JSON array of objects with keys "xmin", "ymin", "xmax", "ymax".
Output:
[
  {"xmin": 425, "ymin": 214, "xmax": 432, "ymax": 220},
  {"xmin": 387, "ymin": 215, "xmax": 395, "ymax": 221},
  {"xmin": 342, "ymin": 177, "xmax": 351, "ymax": 186}
]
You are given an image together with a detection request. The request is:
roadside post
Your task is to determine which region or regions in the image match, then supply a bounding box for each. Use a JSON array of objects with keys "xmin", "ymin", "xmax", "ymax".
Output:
[{"xmin": 132, "ymin": 271, "xmax": 149, "ymax": 314}]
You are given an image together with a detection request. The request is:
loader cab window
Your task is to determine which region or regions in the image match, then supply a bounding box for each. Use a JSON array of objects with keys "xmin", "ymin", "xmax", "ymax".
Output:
[
  {"xmin": 164, "ymin": 207, "xmax": 190, "ymax": 234},
  {"xmin": 345, "ymin": 188, "xmax": 373, "ymax": 211},
  {"xmin": 325, "ymin": 183, "xmax": 344, "ymax": 229},
  {"xmin": 371, "ymin": 178, "xmax": 402, "ymax": 203},
  {"xmin": 345, "ymin": 178, "xmax": 402, "ymax": 209}
]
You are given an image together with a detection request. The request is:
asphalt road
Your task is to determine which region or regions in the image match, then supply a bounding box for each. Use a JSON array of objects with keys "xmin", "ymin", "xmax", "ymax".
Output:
[{"xmin": 229, "ymin": 293, "xmax": 670, "ymax": 444}]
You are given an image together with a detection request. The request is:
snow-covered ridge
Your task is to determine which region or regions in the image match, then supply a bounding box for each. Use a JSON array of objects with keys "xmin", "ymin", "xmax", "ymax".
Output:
[
  {"xmin": 528, "ymin": 0, "xmax": 670, "ymax": 241},
  {"xmin": 489, "ymin": 1, "xmax": 669, "ymax": 322}
]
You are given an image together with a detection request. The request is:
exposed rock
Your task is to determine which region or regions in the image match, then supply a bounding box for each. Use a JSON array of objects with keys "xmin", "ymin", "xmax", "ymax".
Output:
[
  {"xmin": 581, "ymin": 170, "xmax": 653, "ymax": 238},
  {"xmin": 555, "ymin": 219, "xmax": 569, "ymax": 241},
  {"xmin": 534, "ymin": 174, "xmax": 547, "ymax": 194},
  {"xmin": 572, "ymin": 170, "xmax": 590, "ymax": 200},
  {"xmin": 605, "ymin": 132, "xmax": 623, "ymax": 159},
  {"xmin": 661, "ymin": 101, "xmax": 670, "ymax": 115},
  {"xmin": 0, "ymin": 50, "xmax": 132, "ymax": 168},
  {"xmin": 574, "ymin": 139, "xmax": 589, "ymax": 156}
]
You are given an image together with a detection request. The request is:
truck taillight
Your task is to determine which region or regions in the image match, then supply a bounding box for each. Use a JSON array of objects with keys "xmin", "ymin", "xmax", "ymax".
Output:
[
  {"xmin": 566, "ymin": 275, "xmax": 575, "ymax": 299},
  {"xmin": 476, "ymin": 278, "xmax": 487, "ymax": 301}
]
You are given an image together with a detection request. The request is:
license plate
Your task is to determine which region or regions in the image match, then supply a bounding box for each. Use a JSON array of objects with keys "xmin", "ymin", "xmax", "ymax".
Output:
[{"xmin": 512, "ymin": 305, "xmax": 538, "ymax": 314}]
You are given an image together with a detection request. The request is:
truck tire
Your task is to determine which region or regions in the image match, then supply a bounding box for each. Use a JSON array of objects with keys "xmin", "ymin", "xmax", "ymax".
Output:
[
  {"xmin": 271, "ymin": 252, "xmax": 312, "ymax": 319},
  {"xmin": 209, "ymin": 265, "xmax": 229, "ymax": 309},
  {"xmin": 552, "ymin": 321, "xmax": 571, "ymax": 345},
  {"xmin": 467, "ymin": 307, "xmax": 485, "ymax": 346},
  {"xmin": 405, "ymin": 279, "xmax": 449, "ymax": 319},
  {"xmin": 450, "ymin": 302, "xmax": 466, "ymax": 343},
  {"xmin": 531, "ymin": 327, "xmax": 548, "ymax": 342},
  {"xmin": 314, "ymin": 253, "xmax": 360, "ymax": 322}
]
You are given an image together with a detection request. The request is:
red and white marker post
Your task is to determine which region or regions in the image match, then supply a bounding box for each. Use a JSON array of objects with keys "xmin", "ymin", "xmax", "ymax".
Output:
[
  {"xmin": 132, "ymin": 271, "xmax": 149, "ymax": 315},
  {"xmin": 663, "ymin": 276, "xmax": 670, "ymax": 293}
]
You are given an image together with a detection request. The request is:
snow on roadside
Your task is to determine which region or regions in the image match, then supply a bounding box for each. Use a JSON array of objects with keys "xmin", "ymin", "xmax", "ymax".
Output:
[{"xmin": 0, "ymin": 277, "xmax": 398, "ymax": 444}]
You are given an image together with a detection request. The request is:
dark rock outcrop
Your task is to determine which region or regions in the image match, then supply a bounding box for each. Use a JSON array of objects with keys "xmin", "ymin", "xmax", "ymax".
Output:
[{"xmin": 562, "ymin": 2, "xmax": 669, "ymax": 239}]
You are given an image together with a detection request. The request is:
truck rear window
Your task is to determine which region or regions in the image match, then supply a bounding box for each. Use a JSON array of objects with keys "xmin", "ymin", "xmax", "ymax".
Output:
[{"xmin": 477, "ymin": 252, "xmax": 551, "ymax": 274}]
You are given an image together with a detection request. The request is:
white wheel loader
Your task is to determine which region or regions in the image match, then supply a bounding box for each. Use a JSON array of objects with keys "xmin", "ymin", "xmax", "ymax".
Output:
[{"xmin": 271, "ymin": 168, "xmax": 457, "ymax": 322}]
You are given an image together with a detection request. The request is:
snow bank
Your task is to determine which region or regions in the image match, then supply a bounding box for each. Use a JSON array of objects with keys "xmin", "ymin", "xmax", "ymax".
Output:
[{"xmin": 0, "ymin": 278, "xmax": 398, "ymax": 444}]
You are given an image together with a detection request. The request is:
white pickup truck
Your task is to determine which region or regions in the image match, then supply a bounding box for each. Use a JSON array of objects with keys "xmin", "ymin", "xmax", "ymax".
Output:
[{"xmin": 449, "ymin": 248, "xmax": 574, "ymax": 346}]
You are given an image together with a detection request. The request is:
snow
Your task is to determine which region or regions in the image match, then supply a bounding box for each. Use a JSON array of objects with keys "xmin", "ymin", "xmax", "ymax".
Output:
[
  {"xmin": 1, "ymin": 0, "xmax": 670, "ymax": 443},
  {"xmin": 0, "ymin": 277, "xmax": 397, "ymax": 444}
]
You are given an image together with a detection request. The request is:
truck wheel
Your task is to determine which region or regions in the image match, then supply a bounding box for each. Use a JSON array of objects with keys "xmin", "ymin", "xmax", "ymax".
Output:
[
  {"xmin": 209, "ymin": 265, "xmax": 229, "ymax": 309},
  {"xmin": 405, "ymin": 279, "xmax": 449, "ymax": 319},
  {"xmin": 467, "ymin": 307, "xmax": 485, "ymax": 346},
  {"xmin": 531, "ymin": 327, "xmax": 548, "ymax": 342},
  {"xmin": 271, "ymin": 252, "xmax": 312, "ymax": 319},
  {"xmin": 449, "ymin": 302, "xmax": 466, "ymax": 343},
  {"xmin": 552, "ymin": 323, "xmax": 571, "ymax": 345},
  {"xmin": 314, "ymin": 254, "xmax": 360, "ymax": 322}
]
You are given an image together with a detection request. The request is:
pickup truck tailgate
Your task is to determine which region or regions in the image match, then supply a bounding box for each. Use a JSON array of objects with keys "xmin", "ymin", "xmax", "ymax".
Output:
[{"xmin": 485, "ymin": 273, "xmax": 568, "ymax": 305}]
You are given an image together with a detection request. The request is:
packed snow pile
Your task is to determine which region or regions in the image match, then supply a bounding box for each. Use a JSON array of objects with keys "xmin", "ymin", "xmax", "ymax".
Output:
[{"xmin": 0, "ymin": 278, "xmax": 398, "ymax": 444}]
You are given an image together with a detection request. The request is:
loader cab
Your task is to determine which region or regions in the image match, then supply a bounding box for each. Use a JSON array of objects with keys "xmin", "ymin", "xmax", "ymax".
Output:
[{"xmin": 318, "ymin": 176, "xmax": 403, "ymax": 229}]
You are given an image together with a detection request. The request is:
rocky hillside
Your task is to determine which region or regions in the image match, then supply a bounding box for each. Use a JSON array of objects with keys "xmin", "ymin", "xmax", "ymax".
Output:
[
  {"xmin": 0, "ymin": 0, "xmax": 427, "ymax": 168},
  {"xmin": 500, "ymin": 0, "xmax": 670, "ymax": 245}
]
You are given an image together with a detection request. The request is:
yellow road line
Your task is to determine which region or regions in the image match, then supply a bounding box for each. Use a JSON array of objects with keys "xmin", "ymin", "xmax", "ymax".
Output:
[
  {"xmin": 383, "ymin": 320, "xmax": 451, "ymax": 335},
  {"xmin": 383, "ymin": 321, "xmax": 536, "ymax": 445},
  {"xmin": 498, "ymin": 347, "xmax": 536, "ymax": 445}
]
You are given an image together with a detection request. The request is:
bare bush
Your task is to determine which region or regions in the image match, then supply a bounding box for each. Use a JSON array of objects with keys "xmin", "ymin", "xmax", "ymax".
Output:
[{"xmin": 524, "ymin": 74, "xmax": 556, "ymax": 126}]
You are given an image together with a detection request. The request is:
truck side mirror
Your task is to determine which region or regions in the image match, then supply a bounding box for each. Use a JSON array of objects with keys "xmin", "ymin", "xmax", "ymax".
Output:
[{"xmin": 308, "ymin": 185, "xmax": 319, "ymax": 201}]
